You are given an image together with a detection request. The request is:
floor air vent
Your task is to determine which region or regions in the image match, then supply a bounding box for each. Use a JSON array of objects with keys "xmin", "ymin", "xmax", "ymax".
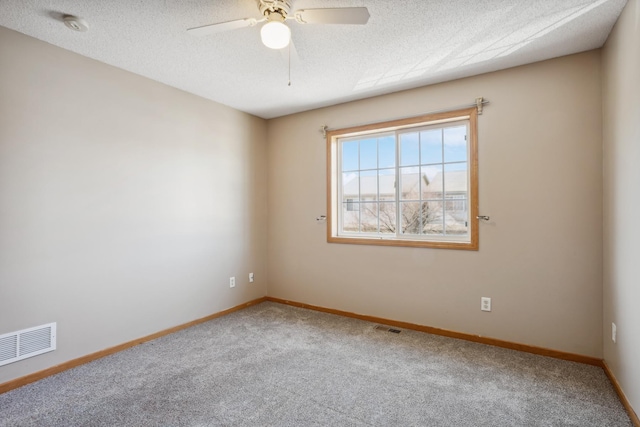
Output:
[
  {"xmin": 0, "ymin": 323, "xmax": 56, "ymax": 367},
  {"xmin": 374, "ymin": 325, "xmax": 402, "ymax": 334}
]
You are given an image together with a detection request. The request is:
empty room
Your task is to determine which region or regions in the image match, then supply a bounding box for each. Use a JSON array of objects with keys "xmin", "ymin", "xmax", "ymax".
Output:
[{"xmin": 0, "ymin": 0, "xmax": 638, "ymax": 425}]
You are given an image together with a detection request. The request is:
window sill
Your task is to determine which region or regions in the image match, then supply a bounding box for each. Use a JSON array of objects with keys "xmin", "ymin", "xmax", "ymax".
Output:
[{"xmin": 327, "ymin": 235, "xmax": 478, "ymax": 250}]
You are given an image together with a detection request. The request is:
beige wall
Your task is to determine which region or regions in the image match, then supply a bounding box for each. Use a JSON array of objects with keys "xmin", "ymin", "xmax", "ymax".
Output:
[
  {"xmin": 267, "ymin": 51, "xmax": 604, "ymax": 357},
  {"xmin": 603, "ymin": 0, "xmax": 640, "ymax": 415},
  {"xmin": 0, "ymin": 27, "xmax": 267, "ymax": 383}
]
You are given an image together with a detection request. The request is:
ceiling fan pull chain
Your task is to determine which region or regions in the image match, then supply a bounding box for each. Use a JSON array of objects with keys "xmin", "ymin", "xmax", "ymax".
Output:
[{"xmin": 288, "ymin": 40, "xmax": 291, "ymax": 86}]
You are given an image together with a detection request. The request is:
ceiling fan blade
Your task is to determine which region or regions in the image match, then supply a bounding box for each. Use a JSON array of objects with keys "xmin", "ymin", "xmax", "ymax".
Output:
[
  {"xmin": 294, "ymin": 7, "xmax": 370, "ymax": 25},
  {"xmin": 187, "ymin": 18, "xmax": 255, "ymax": 37}
]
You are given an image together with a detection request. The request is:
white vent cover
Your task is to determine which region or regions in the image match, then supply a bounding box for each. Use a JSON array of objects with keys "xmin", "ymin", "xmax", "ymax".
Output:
[{"xmin": 0, "ymin": 323, "xmax": 56, "ymax": 367}]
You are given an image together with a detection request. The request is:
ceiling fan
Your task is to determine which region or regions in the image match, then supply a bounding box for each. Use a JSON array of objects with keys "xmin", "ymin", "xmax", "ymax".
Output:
[{"xmin": 187, "ymin": 0, "xmax": 370, "ymax": 50}]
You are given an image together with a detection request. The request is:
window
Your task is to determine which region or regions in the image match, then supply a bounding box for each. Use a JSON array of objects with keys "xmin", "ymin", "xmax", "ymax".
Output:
[{"xmin": 326, "ymin": 107, "xmax": 478, "ymax": 250}]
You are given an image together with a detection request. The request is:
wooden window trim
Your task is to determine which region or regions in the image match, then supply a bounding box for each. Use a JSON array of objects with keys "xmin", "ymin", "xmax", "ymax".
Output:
[{"xmin": 326, "ymin": 107, "xmax": 479, "ymax": 250}]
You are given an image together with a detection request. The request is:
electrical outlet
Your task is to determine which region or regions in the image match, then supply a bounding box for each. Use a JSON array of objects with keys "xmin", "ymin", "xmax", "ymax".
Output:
[
  {"xmin": 229, "ymin": 277, "xmax": 236, "ymax": 288},
  {"xmin": 249, "ymin": 273, "xmax": 254, "ymax": 283},
  {"xmin": 481, "ymin": 297, "xmax": 491, "ymax": 312},
  {"xmin": 612, "ymin": 322, "xmax": 616, "ymax": 343}
]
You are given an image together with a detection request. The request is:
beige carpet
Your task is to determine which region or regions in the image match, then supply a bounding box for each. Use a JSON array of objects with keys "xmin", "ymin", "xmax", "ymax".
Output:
[{"xmin": 0, "ymin": 301, "xmax": 632, "ymax": 426}]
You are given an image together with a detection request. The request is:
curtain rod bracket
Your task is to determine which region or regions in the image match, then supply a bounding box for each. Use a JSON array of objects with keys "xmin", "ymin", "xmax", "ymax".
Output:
[
  {"xmin": 476, "ymin": 97, "xmax": 484, "ymax": 115},
  {"xmin": 320, "ymin": 125, "xmax": 328, "ymax": 139}
]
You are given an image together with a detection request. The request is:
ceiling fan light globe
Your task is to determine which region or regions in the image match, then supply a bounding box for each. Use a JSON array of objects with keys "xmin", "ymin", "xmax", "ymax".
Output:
[{"xmin": 260, "ymin": 21, "xmax": 290, "ymax": 49}]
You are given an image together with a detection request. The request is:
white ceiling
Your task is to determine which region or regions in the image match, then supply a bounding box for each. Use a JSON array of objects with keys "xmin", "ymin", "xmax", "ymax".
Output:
[{"xmin": 0, "ymin": 0, "xmax": 627, "ymax": 119}]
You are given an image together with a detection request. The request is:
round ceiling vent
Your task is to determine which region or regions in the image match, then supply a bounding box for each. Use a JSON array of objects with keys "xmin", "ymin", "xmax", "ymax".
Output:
[{"xmin": 63, "ymin": 15, "xmax": 89, "ymax": 32}]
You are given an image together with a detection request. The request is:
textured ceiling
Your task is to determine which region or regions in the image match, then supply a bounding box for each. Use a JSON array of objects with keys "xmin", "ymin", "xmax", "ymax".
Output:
[{"xmin": 0, "ymin": 0, "xmax": 627, "ymax": 119}]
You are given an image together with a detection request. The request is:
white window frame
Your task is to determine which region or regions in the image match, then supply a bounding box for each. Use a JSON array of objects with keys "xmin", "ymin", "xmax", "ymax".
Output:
[{"xmin": 326, "ymin": 107, "xmax": 479, "ymax": 250}]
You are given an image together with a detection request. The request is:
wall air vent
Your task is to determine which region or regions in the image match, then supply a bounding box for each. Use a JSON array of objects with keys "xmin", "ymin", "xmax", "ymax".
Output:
[{"xmin": 0, "ymin": 323, "xmax": 56, "ymax": 367}]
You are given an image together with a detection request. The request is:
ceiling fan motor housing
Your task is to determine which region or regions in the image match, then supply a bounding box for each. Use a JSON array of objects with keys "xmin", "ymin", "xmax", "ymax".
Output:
[{"xmin": 260, "ymin": 0, "xmax": 292, "ymax": 22}]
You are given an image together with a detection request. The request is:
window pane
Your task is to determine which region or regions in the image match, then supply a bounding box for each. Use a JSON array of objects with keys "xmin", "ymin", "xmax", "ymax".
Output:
[
  {"xmin": 444, "ymin": 163, "xmax": 468, "ymax": 234},
  {"xmin": 360, "ymin": 170, "xmax": 377, "ymax": 201},
  {"xmin": 401, "ymin": 202, "xmax": 422, "ymax": 235},
  {"xmin": 379, "ymin": 169, "xmax": 396, "ymax": 201},
  {"xmin": 444, "ymin": 197, "xmax": 468, "ymax": 235},
  {"xmin": 379, "ymin": 202, "xmax": 396, "ymax": 234},
  {"xmin": 400, "ymin": 132, "xmax": 419, "ymax": 166},
  {"xmin": 360, "ymin": 138, "xmax": 377, "ymax": 170},
  {"xmin": 342, "ymin": 140, "xmax": 359, "ymax": 171},
  {"xmin": 444, "ymin": 163, "xmax": 468, "ymax": 195},
  {"xmin": 378, "ymin": 136, "xmax": 396, "ymax": 168},
  {"xmin": 360, "ymin": 203, "xmax": 378, "ymax": 233},
  {"xmin": 342, "ymin": 172, "xmax": 359, "ymax": 202},
  {"xmin": 342, "ymin": 202, "xmax": 359, "ymax": 233},
  {"xmin": 421, "ymin": 129, "xmax": 442, "ymax": 164},
  {"xmin": 400, "ymin": 167, "xmax": 422, "ymax": 200},
  {"xmin": 443, "ymin": 126, "xmax": 467, "ymax": 163},
  {"xmin": 423, "ymin": 201, "xmax": 444, "ymax": 236},
  {"xmin": 422, "ymin": 165, "xmax": 443, "ymax": 200}
]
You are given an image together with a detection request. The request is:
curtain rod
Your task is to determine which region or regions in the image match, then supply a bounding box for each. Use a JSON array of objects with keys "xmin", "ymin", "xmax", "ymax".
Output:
[{"xmin": 320, "ymin": 97, "xmax": 489, "ymax": 138}]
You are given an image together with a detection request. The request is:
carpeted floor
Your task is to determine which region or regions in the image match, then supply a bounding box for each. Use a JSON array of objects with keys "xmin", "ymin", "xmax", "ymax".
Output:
[{"xmin": 0, "ymin": 301, "xmax": 632, "ymax": 426}]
